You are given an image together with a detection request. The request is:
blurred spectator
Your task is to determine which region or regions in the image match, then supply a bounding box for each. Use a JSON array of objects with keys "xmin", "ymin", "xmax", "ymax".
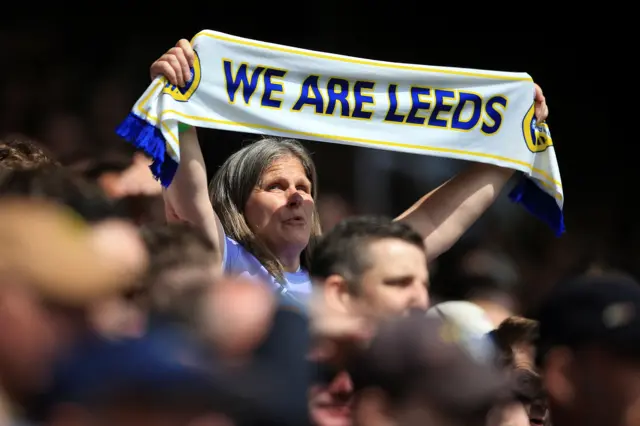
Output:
[
  {"xmin": 38, "ymin": 111, "xmax": 88, "ymax": 164},
  {"xmin": 94, "ymin": 152, "xmax": 162, "ymax": 199},
  {"xmin": 491, "ymin": 316, "xmax": 539, "ymax": 369},
  {"xmin": 0, "ymin": 199, "xmax": 147, "ymax": 424},
  {"xmin": 489, "ymin": 317, "xmax": 548, "ymax": 425},
  {"xmin": 0, "ymin": 133, "xmax": 60, "ymax": 170},
  {"xmin": 70, "ymin": 150, "xmax": 165, "ymax": 225},
  {"xmin": 534, "ymin": 273, "xmax": 640, "ymax": 426},
  {"xmin": 0, "ymin": 166, "xmax": 122, "ymax": 223},
  {"xmin": 431, "ymin": 241, "xmax": 521, "ymax": 326},
  {"xmin": 316, "ymin": 193, "xmax": 354, "ymax": 232},
  {"xmin": 349, "ymin": 313, "xmax": 510, "ymax": 426},
  {"xmin": 138, "ymin": 222, "xmax": 222, "ymax": 324},
  {"xmin": 43, "ymin": 323, "xmax": 246, "ymax": 426}
]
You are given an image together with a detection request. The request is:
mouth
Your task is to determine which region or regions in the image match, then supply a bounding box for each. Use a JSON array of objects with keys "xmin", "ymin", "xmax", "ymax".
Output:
[
  {"xmin": 530, "ymin": 419, "xmax": 544, "ymax": 426},
  {"xmin": 284, "ymin": 216, "xmax": 306, "ymax": 226},
  {"xmin": 314, "ymin": 402, "xmax": 352, "ymax": 417}
]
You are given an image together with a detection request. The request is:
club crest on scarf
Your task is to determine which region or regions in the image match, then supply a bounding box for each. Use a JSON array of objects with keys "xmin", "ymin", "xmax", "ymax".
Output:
[
  {"xmin": 162, "ymin": 51, "xmax": 202, "ymax": 102},
  {"xmin": 522, "ymin": 102, "xmax": 553, "ymax": 153}
]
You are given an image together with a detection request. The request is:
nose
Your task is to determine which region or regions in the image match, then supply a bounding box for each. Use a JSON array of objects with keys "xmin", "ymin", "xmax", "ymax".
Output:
[
  {"xmin": 328, "ymin": 371, "xmax": 354, "ymax": 398},
  {"xmin": 286, "ymin": 190, "xmax": 303, "ymax": 208},
  {"xmin": 408, "ymin": 282, "xmax": 429, "ymax": 311}
]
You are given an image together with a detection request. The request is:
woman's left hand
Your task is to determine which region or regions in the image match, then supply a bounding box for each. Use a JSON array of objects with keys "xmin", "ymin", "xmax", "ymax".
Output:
[{"xmin": 534, "ymin": 83, "xmax": 549, "ymax": 122}]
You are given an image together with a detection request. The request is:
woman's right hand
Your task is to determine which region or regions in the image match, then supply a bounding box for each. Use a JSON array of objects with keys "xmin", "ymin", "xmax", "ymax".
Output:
[{"xmin": 150, "ymin": 39, "xmax": 195, "ymax": 87}]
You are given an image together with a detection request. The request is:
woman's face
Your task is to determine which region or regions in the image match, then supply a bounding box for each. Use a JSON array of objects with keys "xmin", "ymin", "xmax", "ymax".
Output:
[{"xmin": 244, "ymin": 155, "xmax": 315, "ymax": 265}]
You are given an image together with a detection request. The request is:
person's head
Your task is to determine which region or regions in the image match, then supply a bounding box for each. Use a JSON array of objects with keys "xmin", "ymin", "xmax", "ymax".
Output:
[
  {"xmin": 0, "ymin": 133, "xmax": 60, "ymax": 171},
  {"xmin": 534, "ymin": 273, "xmax": 640, "ymax": 426},
  {"xmin": 489, "ymin": 317, "xmax": 547, "ymax": 426},
  {"xmin": 210, "ymin": 137, "xmax": 321, "ymax": 278},
  {"xmin": 0, "ymin": 199, "xmax": 147, "ymax": 403},
  {"xmin": 350, "ymin": 314, "xmax": 510, "ymax": 426},
  {"xmin": 307, "ymin": 217, "xmax": 427, "ymax": 426},
  {"xmin": 43, "ymin": 325, "xmax": 243, "ymax": 426},
  {"xmin": 309, "ymin": 368, "xmax": 354, "ymax": 426},
  {"xmin": 487, "ymin": 367, "xmax": 548, "ymax": 426},
  {"xmin": 491, "ymin": 316, "xmax": 539, "ymax": 369},
  {"xmin": 430, "ymin": 242, "xmax": 520, "ymax": 326},
  {"xmin": 0, "ymin": 167, "xmax": 121, "ymax": 223},
  {"xmin": 137, "ymin": 223, "xmax": 222, "ymax": 323},
  {"xmin": 310, "ymin": 216, "xmax": 428, "ymax": 318}
]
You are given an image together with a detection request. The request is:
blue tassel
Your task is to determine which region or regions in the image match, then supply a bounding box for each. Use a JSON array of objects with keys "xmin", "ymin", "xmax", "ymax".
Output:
[
  {"xmin": 509, "ymin": 176, "xmax": 566, "ymax": 236},
  {"xmin": 115, "ymin": 113, "xmax": 177, "ymax": 187}
]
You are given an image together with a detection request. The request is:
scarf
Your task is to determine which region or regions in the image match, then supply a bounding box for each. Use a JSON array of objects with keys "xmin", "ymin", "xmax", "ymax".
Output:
[{"xmin": 116, "ymin": 30, "xmax": 564, "ymax": 235}]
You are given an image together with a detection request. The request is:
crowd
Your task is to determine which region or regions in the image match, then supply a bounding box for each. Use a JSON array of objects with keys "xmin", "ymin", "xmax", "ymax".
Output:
[{"xmin": 0, "ymin": 37, "xmax": 637, "ymax": 426}]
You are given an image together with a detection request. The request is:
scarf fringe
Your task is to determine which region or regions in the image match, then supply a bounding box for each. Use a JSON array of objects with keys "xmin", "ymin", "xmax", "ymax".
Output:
[
  {"xmin": 115, "ymin": 113, "xmax": 178, "ymax": 187},
  {"xmin": 509, "ymin": 177, "xmax": 565, "ymax": 236}
]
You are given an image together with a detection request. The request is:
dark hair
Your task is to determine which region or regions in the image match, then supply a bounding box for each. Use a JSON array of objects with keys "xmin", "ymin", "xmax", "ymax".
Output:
[
  {"xmin": 140, "ymin": 222, "xmax": 217, "ymax": 275},
  {"xmin": 138, "ymin": 223, "xmax": 219, "ymax": 324},
  {"xmin": 0, "ymin": 167, "xmax": 121, "ymax": 223},
  {"xmin": 512, "ymin": 368, "xmax": 545, "ymax": 404},
  {"xmin": 490, "ymin": 316, "xmax": 539, "ymax": 367},
  {"xmin": 310, "ymin": 216, "xmax": 424, "ymax": 293},
  {"xmin": 0, "ymin": 133, "xmax": 60, "ymax": 170}
]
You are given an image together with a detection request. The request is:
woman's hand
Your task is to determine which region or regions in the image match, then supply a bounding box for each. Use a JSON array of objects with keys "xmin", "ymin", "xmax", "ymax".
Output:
[
  {"xmin": 150, "ymin": 39, "xmax": 195, "ymax": 87},
  {"xmin": 534, "ymin": 83, "xmax": 549, "ymax": 122}
]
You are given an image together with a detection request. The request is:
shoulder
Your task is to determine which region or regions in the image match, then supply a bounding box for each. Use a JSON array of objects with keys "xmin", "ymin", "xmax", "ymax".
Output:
[{"xmin": 223, "ymin": 236, "xmax": 258, "ymax": 269}]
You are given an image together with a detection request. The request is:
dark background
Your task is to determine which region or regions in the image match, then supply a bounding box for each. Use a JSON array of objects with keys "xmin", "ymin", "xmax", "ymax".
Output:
[{"xmin": 0, "ymin": 14, "xmax": 616, "ymax": 309}]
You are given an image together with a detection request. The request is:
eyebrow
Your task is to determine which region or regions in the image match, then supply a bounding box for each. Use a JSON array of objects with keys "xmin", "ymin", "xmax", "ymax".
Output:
[{"xmin": 382, "ymin": 275, "xmax": 415, "ymax": 285}]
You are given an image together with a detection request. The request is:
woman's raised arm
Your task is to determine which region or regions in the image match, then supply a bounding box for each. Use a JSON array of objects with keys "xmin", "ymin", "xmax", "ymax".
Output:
[
  {"xmin": 152, "ymin": 40, "xmax": 225, "ymax": 257},
  {"xmin": 396, "ymin": 84, "xmax": 549, "ymax": 261}
]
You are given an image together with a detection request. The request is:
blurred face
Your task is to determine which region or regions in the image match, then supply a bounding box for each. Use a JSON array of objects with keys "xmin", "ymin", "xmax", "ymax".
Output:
[
  {"xmin": 309, "ymin": 370, "xmax": 354, "ymax": 426},
  {"xmin": 543, "ymin": 347, "xmax": 630, "ymax": 426},
  {"xmin": 89, "ymin": 295, "xmax": 146, "ymax": 339},
  {"xmin": 0, "ymin": 284, "xmax": 61, "ymax": 396},
  {"xmin": 487, "ymin": 402, "xmax": 530, "ymax": 426},
  {"xmin": 244, "ymin": 156, "xmax": 314, "ymax": 267},
  {"xmin": 199, "ymin": 276, "xmax": 276, "ymax": 360},
  {"xmin": 356, "ymin": 238, "xmax": 429, "ymax": 318}
]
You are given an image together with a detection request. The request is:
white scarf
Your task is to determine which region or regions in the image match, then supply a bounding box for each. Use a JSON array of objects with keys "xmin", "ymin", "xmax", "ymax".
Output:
[{"xmin": 117, "ymin": 30, "xmax": 564, "ymax": 235}]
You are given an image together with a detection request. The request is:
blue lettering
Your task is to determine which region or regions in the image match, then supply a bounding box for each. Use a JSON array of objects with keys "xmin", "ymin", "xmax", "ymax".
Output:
[
  {"xmin": 451, "ymin": 92, "xmax": 482, "ymax": 130},
  {"xmin": 292, "ymin": 75, "xmax": 324, "ymax": 113},
  {"xmin": 325, "ymin": 78, "xmax": 351, "ymax": 117},
  {"xmin": 481, "ymin": 96, "xmax": 508, "ymax": 134},
  {"xmin": 261, "ymin": 68, "xmax": 287, "ymax": 108},
  {"xmin": 406, "ymin": 87, "xmax": 431, "ymax": 125},
  {"xmin": 223, "ymin": 60, "xmax": 265, "ymax": 104},
  {"xmin": 384, "ymin": 84, "xmax": 405, "ymax": 123},
  {"xmin": 428, "ymin": 89, "xmax": 455, "ymax": 127},
  {"xmin": 352, "ymin": 81, "xmax": 375, "ymax": 120}
]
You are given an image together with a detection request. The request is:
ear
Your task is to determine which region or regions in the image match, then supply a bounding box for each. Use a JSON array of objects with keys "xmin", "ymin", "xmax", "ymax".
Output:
[
  {"xmin": 322, "ymin": 274, "xmax": 354, "ymax": 314},
  {"xmin": 542, "ymin": 347, "xmax": 575, "ymax": 407}
]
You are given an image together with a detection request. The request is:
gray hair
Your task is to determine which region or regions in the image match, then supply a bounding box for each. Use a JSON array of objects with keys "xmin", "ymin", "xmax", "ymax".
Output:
[{"xmin": 209, "ymin": 137, "xmax": 322, "ymax": 281}]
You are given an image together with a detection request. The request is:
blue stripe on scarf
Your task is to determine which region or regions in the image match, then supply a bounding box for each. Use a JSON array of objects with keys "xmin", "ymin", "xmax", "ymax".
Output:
[
  {"xmin": 509, "ymin": 176, "xmax": 565, "ymax": 236},
  {"xmin": 115, "ymin": 113, "xmax": 178, "ymax": 187}
]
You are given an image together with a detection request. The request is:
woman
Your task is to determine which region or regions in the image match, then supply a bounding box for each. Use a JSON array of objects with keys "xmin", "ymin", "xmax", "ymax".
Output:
[{"xmin": 152, "ymin": 40, "xmax": 549, "ymax": 305}]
